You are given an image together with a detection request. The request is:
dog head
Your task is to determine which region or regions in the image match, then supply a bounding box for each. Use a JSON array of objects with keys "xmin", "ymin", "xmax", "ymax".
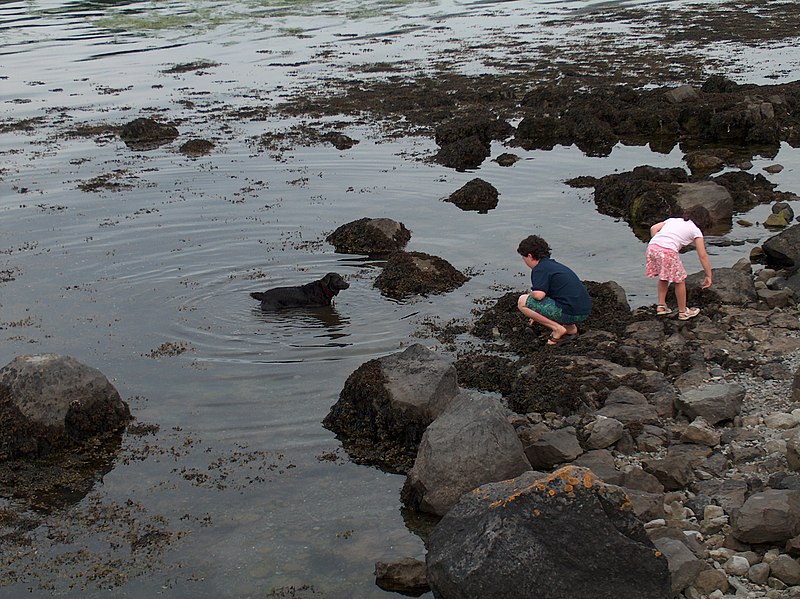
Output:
[{"xmin": 321, "ymin": 272, "xmax": 349, "ymax": 294}]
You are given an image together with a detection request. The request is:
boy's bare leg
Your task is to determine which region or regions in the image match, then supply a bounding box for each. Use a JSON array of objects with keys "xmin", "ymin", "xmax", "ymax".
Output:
[{"xmin": 517, "ymin": 295, "xmax": 566, "ymax": 338}]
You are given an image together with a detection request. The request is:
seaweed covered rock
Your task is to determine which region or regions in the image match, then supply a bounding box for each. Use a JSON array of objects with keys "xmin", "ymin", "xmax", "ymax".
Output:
[
  {"xmin": 569, "ymin": 164, "xmax": 792, "ymax": 235},
  {"xmin": 374, "ymin": 251, "xmax": 468, "ymax": 299},
  {"xmin": 119, "ymin": 117, "xmax": 179, "ymax": 150},
  {"xmin": 426, "ymin": 466, "xmax": 671, "ymax": 599},
  {"xmin": 179, "ymin": 138, "xmax": 214, "ymax": 156},
  {"xmin": 323, "ymin": 344, "xmax": 458, "ymax": 472},
  {"xmin": 401, "ymin": 392, "xmax": 531, "ymax": 516},
  {"xmin": 326, "ymin": 217, "xmax": 411, "ymax": 255},
  {"xmin": 433, "ymin": 113, "xmax": 512, "ymax": 170},
  {"xmin": 444, "ymin": 178, "xmax": 499, "ymax": 213},
  {"xmin": 0, "ymin": 354, "xmax": 132, "ymax": 459}
]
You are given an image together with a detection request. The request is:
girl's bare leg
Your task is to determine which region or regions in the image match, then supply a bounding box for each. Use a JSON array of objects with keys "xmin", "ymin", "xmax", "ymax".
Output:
[
  {"xmin": 657, "ymin": 279, "xmax": 670, "ymax": 307},
  {"xmin": 674, "ymin": 281, "xmax": 687, "ymax": 312}
]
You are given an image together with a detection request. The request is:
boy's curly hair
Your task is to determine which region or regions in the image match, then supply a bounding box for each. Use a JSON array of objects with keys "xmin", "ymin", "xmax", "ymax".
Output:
[
  {"xmin": 683, "ymin": 205, "xmax": 713, "ymax": 233},
  {"xmin": 517, "ymin": 235, "xmax": 551, "ymax": 260}
]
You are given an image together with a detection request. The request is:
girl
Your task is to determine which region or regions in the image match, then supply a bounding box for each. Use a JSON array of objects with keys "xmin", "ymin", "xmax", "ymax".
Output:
[{"xmin": 646, "ymin": 205, "xmax": 713, "ymax": 320}]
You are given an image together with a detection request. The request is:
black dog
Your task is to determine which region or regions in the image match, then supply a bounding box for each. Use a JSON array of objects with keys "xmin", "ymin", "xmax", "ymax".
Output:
[{"xmin": 250, "ymin": 272, "xmax": 349, "ymax": 309}]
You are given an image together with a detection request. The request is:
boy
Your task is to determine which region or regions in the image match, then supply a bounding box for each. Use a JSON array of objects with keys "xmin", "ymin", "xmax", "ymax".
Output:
[{"xmin": 517, "ymin": 235, "xmax": 592, "ymax": 346}]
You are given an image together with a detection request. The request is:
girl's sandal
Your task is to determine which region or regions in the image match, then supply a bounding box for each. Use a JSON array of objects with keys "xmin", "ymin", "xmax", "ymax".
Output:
[
  {"xmin": 656, "ymin": 305, "xmax": 673, "ymax": 316},
  {"xmin": 678, "ymin": 307, "xmax": 701, "ymax": 321}
]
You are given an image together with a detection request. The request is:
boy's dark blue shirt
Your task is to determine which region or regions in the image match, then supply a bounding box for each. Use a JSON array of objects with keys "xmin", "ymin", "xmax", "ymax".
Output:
[{"xmin": 531, "ymin": 257, "xmax": 592, "ymax": 316}]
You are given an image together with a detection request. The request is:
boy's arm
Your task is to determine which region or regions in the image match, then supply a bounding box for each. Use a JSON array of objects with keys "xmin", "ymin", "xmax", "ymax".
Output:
[
  {"xmin": 695, "ymin": 237, "xmax": 713, "ymax": 288},
  {"xmin": 529, "ymin": 289, "xmax": 546, "ymax": 300}
]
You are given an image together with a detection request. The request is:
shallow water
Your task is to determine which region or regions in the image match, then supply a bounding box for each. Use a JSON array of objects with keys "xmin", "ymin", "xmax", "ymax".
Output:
[{"xmin": 2, "ymin": 0, "xmax": 800, "ymax": 597}]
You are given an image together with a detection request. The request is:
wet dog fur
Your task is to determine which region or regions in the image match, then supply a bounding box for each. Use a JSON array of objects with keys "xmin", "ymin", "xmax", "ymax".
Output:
[{"xmin": 250, "ymin": 272, "xmax": 349, "ymax": 309}]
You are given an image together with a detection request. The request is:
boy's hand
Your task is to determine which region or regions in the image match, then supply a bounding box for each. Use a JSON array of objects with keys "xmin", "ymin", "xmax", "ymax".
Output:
[{"xmin": 702, "ymin": 275, "xmax": 712, "ymax": 289}]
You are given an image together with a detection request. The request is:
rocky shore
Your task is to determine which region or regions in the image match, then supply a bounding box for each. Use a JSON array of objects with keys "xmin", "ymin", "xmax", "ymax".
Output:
[{"xmin": 323, "ymin": 217, "xmax": 800, "ymax": 598}]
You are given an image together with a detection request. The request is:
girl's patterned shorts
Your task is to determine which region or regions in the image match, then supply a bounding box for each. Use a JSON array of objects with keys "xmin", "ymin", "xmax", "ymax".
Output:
[
  {"xmin": 646, "ymin": 245, "xmax": 687, "ymax": 283},
  {"xmin": 525, "ymin": 296, "xmax": 589, "ymax": 325}
]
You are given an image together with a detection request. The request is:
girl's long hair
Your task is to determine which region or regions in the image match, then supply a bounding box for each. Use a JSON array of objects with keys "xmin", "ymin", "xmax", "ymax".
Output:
[{"xmin": 683, "ymin": 205, "xmax": 713, "ymax": 233}]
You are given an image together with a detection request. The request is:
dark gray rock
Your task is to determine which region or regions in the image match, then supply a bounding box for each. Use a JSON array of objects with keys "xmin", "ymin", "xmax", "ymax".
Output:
[
  {"xmin": 323, "ymin": 344, "xmax": 458, "ymax": 472},
  {"xmin": 674, "ymin": 383, "xmax": 746, "ymax": 425},
  {"xmin": 770, "ymin": 554, "xmax": 800, "ymax": 586},
  {"xmin": 519, "ymin": 425, "xmax": 583, "ymax": 470},
  {"xmin": 652, "ymin": 537, "xmax": 706, "ymax": 595},
  {"xmin": 732, "ymin": 489, "xmax": 800, "ymax": 544},
  {"xmin": 686, "ymin": 267, "xmax": 758, "ymax": 306},
  {"xmin": 642, "ymin": 453, "xmax": 695, "ymax": 491},
  {"xmin": 0, "ymin": 354, "xmax": 131, "ymax": 458},
  {"xmin": 763, "ymin": 224, "xmax": 800, "ymax": 268},
  {"xmin": 402, "ymin": 392, "xmax": 531, "ymax": 516},
  {"xmin": 585, "ymin": 415, "xmax": 624, "ymax": 449},
  {"xmin": 426, "ymin": 466, "xmax": 671, "ymax": 599},
  {"xmin": 674, "ymin": 180, "xmax": 734, "ymax": 226},
  {"xmin": 596, "ymin": 386, "xmax": 659, "ymax": 425},
  {"xmin": 571, "ymin": 449, "xmax": 618, "ymax": 482}
]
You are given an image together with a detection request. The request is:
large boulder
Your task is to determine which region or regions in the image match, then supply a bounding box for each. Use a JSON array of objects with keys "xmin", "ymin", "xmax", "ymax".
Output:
[
  {"xmin": 762, "ymin": 224, "xmax": 800, "ymax": 268},
  {"xmin": 426, "ymin": 466, "xmax": 671, "ymax": 599},
  {"xmin": 401, "ymin": 392, "xmax": 531, "ymax": 516},
  {"xmin": 326, "ymin": 217, "xmax": 411, "ymax": 255},
  {"xmin": 674, "ymin": 180, "xmax": 734, "ymax": 230},
  {"xmin": 323, "ymin": 344, "xmax": 458, "ymax": 472},
  {"xmin": 0, "ymin": 354, "xmax": 131, "ymax": 459},
  {"xmin": 687, "ymin": 267, "xmax": 758, "ymax": 306}
]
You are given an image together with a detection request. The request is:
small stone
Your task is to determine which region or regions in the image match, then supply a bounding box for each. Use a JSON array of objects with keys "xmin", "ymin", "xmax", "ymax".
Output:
[
  {"xmin": 764, "ymin": 164, "xmax": 784, "ymax": 174},
  {"xmin": 750, "ymin": 562, "xmax": 772, "ymax": 584},
  {"xmin": 724, "ymin": 555, "xmax": 751, "ymax": 576}
]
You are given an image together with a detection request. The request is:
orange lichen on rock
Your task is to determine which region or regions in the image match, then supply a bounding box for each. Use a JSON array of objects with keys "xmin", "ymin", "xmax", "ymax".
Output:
[{"xmin": 487, "ymin": 467, "xmax": 608, "ymax": 509}]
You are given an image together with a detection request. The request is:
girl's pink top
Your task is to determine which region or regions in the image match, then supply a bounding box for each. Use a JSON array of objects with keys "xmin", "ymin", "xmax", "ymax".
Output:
[{"xmin": 648, "ymin": 217, "xmax": 703, "ymax": 252}]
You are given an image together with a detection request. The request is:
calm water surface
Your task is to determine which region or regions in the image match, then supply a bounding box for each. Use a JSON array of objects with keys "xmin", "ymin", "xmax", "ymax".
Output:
[{"xmin": 2, "ymin": 0, "xmax": 800, "ymax": 597}]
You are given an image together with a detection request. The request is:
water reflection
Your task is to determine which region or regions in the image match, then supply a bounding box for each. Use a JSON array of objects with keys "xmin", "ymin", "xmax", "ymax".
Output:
[
  {"xmin": 0, "ymin": 434, "xmax": 123, "ymax": 511},
  {"xmin": 252, "ymin": 305, "xmax": 351, "ymax": 344}
]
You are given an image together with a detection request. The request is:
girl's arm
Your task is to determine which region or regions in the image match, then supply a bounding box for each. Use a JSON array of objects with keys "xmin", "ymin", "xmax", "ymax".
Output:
[
  {"xmin": 695, "ymin": 237, "xmax": 713, "ymax": 288},
  {"xmin": 649, "ymin": 221, "xmax": 665, "ymax": 237}
]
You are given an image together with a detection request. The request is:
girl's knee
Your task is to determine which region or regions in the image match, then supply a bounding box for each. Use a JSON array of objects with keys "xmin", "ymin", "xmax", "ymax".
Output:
[{"xmin": 517, "ymin": 294, "xmax": 529, "ymax": 310}]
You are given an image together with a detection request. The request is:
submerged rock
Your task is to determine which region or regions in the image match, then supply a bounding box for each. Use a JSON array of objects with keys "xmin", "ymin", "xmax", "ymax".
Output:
[
  {"xmin": 326, "ymin": 217, "xmax": 411, "ymax": 255},
  {"xmin": 119, "ymin": 117, "xmax": 179, "ymax": 150},
  {"xmin": 444, "ymin": 178, "xmax": 499, "ymax": 213},
  {"xmin": 179, "ymin": 138, "xmax": 214, "ymax": 156},
  {"xmin": 374, "ymin": 251, "xmax": 468, "ymax": 299}
]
